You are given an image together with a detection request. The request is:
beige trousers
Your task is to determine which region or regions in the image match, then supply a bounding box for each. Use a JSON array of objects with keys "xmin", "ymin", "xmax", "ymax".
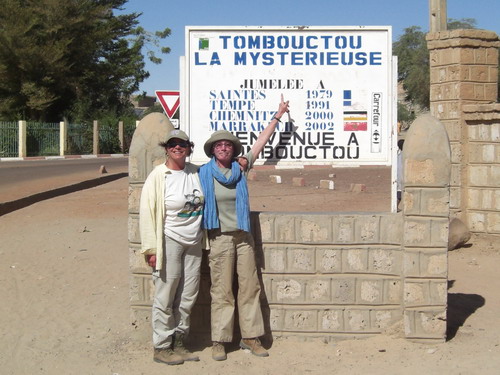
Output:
[
  {"xmin": 152, "ymin": 235, "xmax": 202, "ymax": 349},
  {"xmin": 208, "ymin": 229, "xmax": 265, "ymax": 342}
]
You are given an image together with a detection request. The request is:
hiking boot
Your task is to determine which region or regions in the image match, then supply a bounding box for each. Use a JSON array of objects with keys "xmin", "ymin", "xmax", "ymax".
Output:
[
  {"xmin": 153, "ymin": 347, "xmax": 184, "ymax": 365},
  {"xmin": 240, "ymin": 338, "xmax": 269, "ymax": 357},
  {"xmin": 212, "ymin": 341, "xmax": 227, "ymax": 361},
  {"xmin": 174, "ymin": 333, "xmax": 199, "ymax": 361}
]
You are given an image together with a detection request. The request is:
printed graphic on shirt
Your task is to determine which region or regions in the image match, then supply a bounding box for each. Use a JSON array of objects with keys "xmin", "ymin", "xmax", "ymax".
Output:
[{"xmin": 179, "ymin": 189, "xmax": 204, "ymax": 217}]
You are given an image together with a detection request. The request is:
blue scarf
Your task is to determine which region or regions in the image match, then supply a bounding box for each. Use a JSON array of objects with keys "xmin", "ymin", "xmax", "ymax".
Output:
[{"xmin": 199, "ymin": 157, "xmax": 250, "ymax": 232}]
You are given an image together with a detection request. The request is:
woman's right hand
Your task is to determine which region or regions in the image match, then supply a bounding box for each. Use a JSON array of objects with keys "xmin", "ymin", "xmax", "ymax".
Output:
[{"xmin": 146, "ymin": 254, "xmax": 156, "ymax": 268}]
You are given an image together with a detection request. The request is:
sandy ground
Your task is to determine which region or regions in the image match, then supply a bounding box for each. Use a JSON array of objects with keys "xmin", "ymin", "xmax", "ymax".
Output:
[{"xmin": 0, "ymin": 163, "xmax": 499, "ymax": 374}]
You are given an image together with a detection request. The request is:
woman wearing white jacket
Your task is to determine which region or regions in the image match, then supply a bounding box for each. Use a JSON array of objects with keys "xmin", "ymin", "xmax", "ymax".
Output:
[{"xmin": 139, "ymin": 129, "xmax": 204, "ymax": 366}]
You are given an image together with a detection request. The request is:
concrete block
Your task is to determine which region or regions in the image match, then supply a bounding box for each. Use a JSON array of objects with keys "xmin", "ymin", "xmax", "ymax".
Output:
[
  {"xmin": 420, "ymin": 189, "xmax": 449, "ymax": 217},
  {"xmin": 263, "ymin": 246, "xmax": 287, "ymax": 273},
  {"xmin": 333, "ymin": 216, "xmax": 355, "ymax": 243},
  {"xmin": 358, "ymin": 279, "xmax": 383, "ymax": 304},
  {"xmin": 274, "ymin": 215, "xmax": 296, "ymax": 242},
  {"xmin": 130, "ymin": 273, "xmax": 152, "ymax": 303},
  {"xmin": 297, "ymin": 215, "xmax": 332, "ymax": 243},
  {"xmin": 450, "ymin": 164, "xmax": 462, "ymax": 186},
  {"xmin": 331, "ymin": 278, "xmax": 356, "ymax": 303},
  {"xmin": 416, "ymin": 309, "xmax": 447, "ymax": 338},
  {"xmin": 430, "ymin": 218, "xmax": 449, "ymax": 247},
  {"xmin": 469, "ymin": 165, "xmax": 489, "ymax": 186},
  {"xmin": 355, "ymin": 216, "xmax": 380, "ymax": 243},
  {"xmin": 491, "ymin": 166, "xmax": 500, "ymax": 186},
  {"xmin": 430, "ymin": 280, "xmax": 448, "ymax": 305},
  {"xmin": 403, "ymin": 250, "xmax": 421, "ymax": 277},
  {"xmin": 269, "ymin": 175, "xmax": 282, "ymax": 184},
  {"xmin": 379, "ymin": 214, "xmax": 403, "ymax": 244},
  {"xmin": 423, "ymin": 252, "xmax": 448, "ymax": 277},
  {"xmin": 404, "ymin": 309, "xmax": 446, "ymax": 339},
  {"xmin": 403, "ymin": 188, "xmax": 421, "ymax": 215},
  {"xmin": 320, "ymin": 180, "xmax": 334, "ymax": 190},
  {"xmin": 404, "ymin": 219, "xmax": 431, "ymax": 247},
  {"xmin": 306, "ymin": 279, "xmax": 332, "ymax": 303},
  {"xmin": 316, "ymin": 248, "xmax": 342, "ymax": 273},
  {"xmin": 292, "ymin": 177, "xmax": 305, "ymax": 186},
  {"xmin": 449, "ymin": 187, "xmax": 462, "ymax": 209},
  {"xmin": 129, "ymin": 243, "xmax": 149, "ymax": 273},
  {"xmin": 255, "ymin": 213, "xmax": 274, "ymax": 242},
  {"xmin": 486, "ymin": 212, "xmax": 500, "ymax": 233},
  {"xmin": 320, "ymin": 309, "xmax": 343, "ymax": 331},
  {"xmin": 128, "ymin": 184, "xmax": 142, "ymax": 214},
  {"xmin": 385, "ymin": 279, "xmax": 402, "ymax": 304},
  {"xmin": 404, "ymin": 281, "xmax": 428, "ymax": 306},
  {"xmin": 371, "ymin": 309, "xmax": 400, "ymax": 331},
  {"xmin": 269, "ymin": 308, "xmax": 285, "ymax": 331},
  {"xmin": 468, "ymin": 212, "xmax": 486, "ymax": 232},
  {"xmin": 273, "ymin": 278, "xmax": 305, "ymax": 303},
  {"xmin": 343, "ymin": 249, "xmax": 368, "ymax": 272},
  {"xmin": 128, "ymin": 214, "xmax": 140, "ymax": 244},
  {"xmin": 284, "ymin": 309, "xmax": 317, "ymax": 331},
  {"xmin": 288, "ymin": 247, "xmax": 315, "ymax": 273},
  {"xmin": 350, "ymin": 183, "xmax": 366, "ymax": 192},
  {"xmin": 345, "ymin": 309, "xmax": 370, "ymax": 332},
  {"xmin": 369, "ymin": 248, "xmax": 401, "ymax": 275}
]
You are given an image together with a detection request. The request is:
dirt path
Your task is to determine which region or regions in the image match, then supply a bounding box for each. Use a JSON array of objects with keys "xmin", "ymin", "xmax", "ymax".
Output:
[{"xmin": 0, "ymin": 170, "xmax": 499, "ymax": 374}]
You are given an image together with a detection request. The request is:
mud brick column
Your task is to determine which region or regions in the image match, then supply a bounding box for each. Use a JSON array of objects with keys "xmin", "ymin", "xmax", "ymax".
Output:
[
  {"xmin": 463, "ymin": 104, "xmax": 500, "ymax": 234},
  {"xmin": 426, "ymin": 30, "xmax": 499, "ymax": 221},
  {"xmin": 402, "ymin": 114, "xmax": 451, "ymax": 342},
  {"xmin": 128, "ymin": 113, "xmax": 173, "ymax": 328}
]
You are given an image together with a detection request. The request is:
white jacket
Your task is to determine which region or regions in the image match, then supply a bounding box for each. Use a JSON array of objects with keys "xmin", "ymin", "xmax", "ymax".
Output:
[{"xmin": 139, "ymin": 162, "xmax": 200, "ymax": 271}]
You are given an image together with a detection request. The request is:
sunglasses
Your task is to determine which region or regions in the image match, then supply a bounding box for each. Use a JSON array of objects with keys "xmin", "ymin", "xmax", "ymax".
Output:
[{"xmin": 166, "ymin": 141, "xmax": 189, "ymax": 148}]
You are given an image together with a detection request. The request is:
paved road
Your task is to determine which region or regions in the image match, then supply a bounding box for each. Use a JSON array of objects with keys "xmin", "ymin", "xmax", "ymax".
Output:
[{"xmin": 0, "ymin": 157, "xmax": 128, "ymax": 204}]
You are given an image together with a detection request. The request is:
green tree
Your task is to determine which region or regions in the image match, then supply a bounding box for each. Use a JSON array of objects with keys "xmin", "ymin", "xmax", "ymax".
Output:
[
  {"xmin": 0, "ymin": 0, "xmax": 170, "ymax": 122},
  {"xmin": 393, "ymin": 18, "xmax": 480, "ymax": 124},
  {"xmin": 393, "ymin": 26, "xmax": 430, "ymax": 112}
]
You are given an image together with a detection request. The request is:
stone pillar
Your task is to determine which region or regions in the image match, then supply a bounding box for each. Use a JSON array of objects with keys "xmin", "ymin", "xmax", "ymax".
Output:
[
  {"xmin": 59, "ymin": 121, "xmax": 67, "ymax": 156},
  {"xmin": 427, "ymin": 29, "xmax": 500, "ymax": 220},
  {"xmin": 93, "ymin": 120, "xmax": 99, "ymax": 155},
  {"xmin": 18, "ymin": 120, "xmax": 26, "ymax": 158},
  {"xmin": 402, "ymin": 114, "xmax": 450, "ymax": 342},
  {"xmin": 118, "ymin": 121, "xmax": 124, "ymax": 153},
  {"xmin": 128, "ymin": 113, "xmax": 174, "ymax": 329}
]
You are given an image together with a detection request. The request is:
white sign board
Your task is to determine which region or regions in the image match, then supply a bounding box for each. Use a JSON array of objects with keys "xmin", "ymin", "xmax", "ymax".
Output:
[{"xmin": 185, "ymin": 26, "xmax": 395, "ymax": 166}]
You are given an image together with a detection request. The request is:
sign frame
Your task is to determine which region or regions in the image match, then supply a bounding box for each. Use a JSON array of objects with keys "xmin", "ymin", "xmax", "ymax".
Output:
[{"xmin": 184, "ymin": 26, "xmax": 396, "ymax": 168}]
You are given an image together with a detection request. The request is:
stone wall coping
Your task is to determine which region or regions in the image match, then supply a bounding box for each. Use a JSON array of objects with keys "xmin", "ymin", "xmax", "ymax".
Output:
[
  {"xmin": 426, "ymin": 29, "xmax": 500, "ymax": 49},
  {"xmin": 463, "ymin": 103, "xmax": 500, "ymax": 121}
]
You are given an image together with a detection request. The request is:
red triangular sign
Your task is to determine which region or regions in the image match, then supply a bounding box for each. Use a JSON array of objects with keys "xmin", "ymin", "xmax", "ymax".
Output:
[{"xmin": 155, "ymin": 90, "xmax": 180, "ymax": 118}]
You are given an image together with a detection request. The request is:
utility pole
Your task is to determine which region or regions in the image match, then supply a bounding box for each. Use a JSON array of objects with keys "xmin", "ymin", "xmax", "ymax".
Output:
[{"xmin": 429, "ymin": 0, "xmax": 447, "ymax": 32}]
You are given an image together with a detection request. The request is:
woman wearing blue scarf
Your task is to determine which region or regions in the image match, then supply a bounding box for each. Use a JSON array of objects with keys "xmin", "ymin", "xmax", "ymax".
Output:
[{"xmin": 199, "ymin": 95, "xmax": 290, "ymax": 361}]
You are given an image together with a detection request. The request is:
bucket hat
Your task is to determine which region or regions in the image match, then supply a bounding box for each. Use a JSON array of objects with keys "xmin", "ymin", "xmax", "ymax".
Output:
[{"xmin": 203, "ymin": 130, "xmax": 242, "ymax": 158}]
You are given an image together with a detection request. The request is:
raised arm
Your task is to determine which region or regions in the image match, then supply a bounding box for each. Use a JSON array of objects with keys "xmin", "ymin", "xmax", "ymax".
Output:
[{"xmin": 251, "ymin": 94, "xmax": 290, "ymax": 159}]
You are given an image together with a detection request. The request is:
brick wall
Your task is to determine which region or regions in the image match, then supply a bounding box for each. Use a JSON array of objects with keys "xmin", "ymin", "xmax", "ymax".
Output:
[
  {"xmin": 427, "ymin": 29, "xmax": 499, "ymax": 236},
  {"xmin": 129, "ymin": 112, "xmax": 450, "ymax": 343},
  {"xmin": 463, "ymin": 104, "xmax": 500, "ymax": 234}
]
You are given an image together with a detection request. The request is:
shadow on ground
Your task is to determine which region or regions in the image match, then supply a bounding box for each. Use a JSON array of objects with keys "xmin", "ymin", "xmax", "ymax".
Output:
[
  {"xmin": 447, "ymin": 280, "xmax": 485, "ymax": 341},
  {"xmin": 0, "ymin": 173, "xmax": 128, "ymax": 217}
]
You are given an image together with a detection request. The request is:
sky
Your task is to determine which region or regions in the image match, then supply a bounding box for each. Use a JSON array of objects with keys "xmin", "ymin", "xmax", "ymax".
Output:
[{"xmin": 121, "ymin": 0, "xmax": 500, "ymax": 96}]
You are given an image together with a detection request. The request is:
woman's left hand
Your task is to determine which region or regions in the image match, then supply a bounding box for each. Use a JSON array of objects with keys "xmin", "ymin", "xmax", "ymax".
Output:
[{"xmin": 275, "ymin": 93, "xmax": 290, "ymax": 119}]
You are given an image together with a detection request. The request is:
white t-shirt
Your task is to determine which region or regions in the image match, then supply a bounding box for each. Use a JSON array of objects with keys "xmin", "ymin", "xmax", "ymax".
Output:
[{"xmin": 164, "ymin": 168, "xmax": 204, "ymax": 245}]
